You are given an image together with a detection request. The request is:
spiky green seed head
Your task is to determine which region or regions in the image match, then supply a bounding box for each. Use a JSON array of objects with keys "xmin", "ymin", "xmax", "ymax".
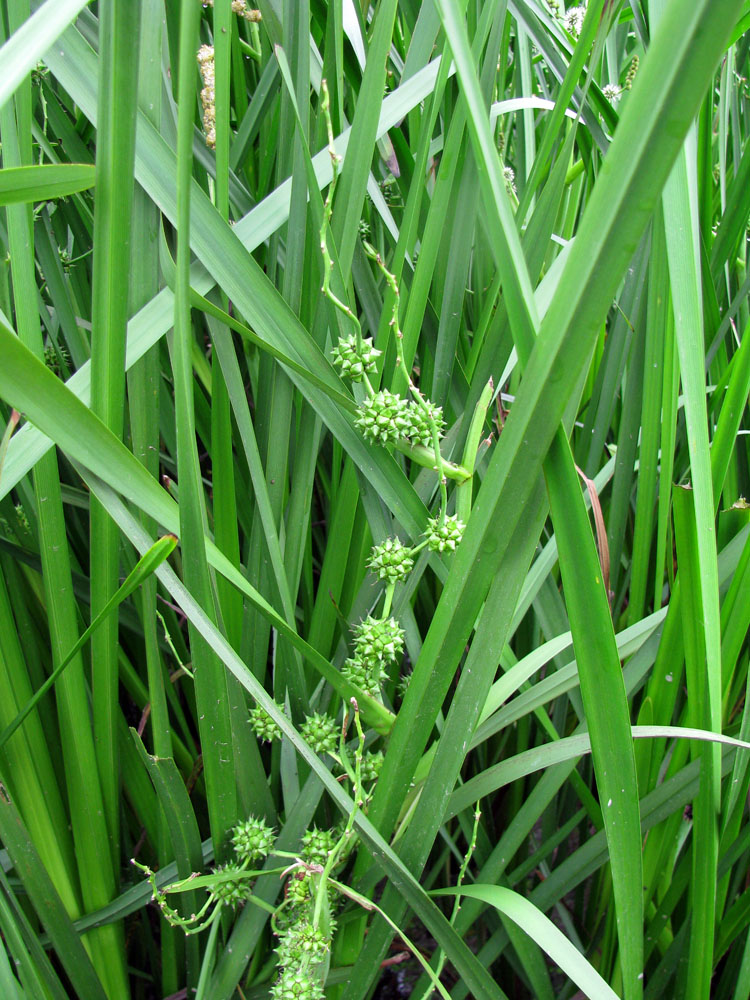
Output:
[
  {"xmin": 367, "ymin": 537, "xmax": 414, "ymax": 583},
  {"xmin": 275, "ymin": 922, "xmax": 332, "ymax": 965},
  {"xmin": 331, "ymin": 335, "xmax": 381, "ymax": 382},
  {"xmin": 397, "ymin": 671, "xmax": 412, "ymax": 699},
  {"xmin": 341, "ymin": 655, "xmax": 374, "ymax": 693},
  {"xmin": 43, "ymin": 343, "xmax": 70, "ymax": 376},
  {"xmin": 355, "ymin": 390, "xmax": 411, "ymax": 444},
  {"xmin": 285, "ymin": 871, "xmax": 314, "ymax": 906},
  {"xmin": 352, "ymin": 615, "xmax": 405, "ymax": 668},
  {"xmin": 232, "ymin": 815, "xmax": 276, "ymax": 862},
  {"xmin": 360, "ymin": 750, "xmax": 385, "ymax": 783},
  {"xmin": 424, "ymin": 514, "xmax": 465, "ymax": 553},
  {"xmin": 403, "ymin": 399, "xmax": 445, "ymax": 448},
  {"xmin": 301, "ymin": 826, "xmax": 337, "ymax": 866},
  {"xmin": 270, "ymin": 966, "xmax": 326, "ymax": 1000},
  {"xmin": 300, "ymin": 713, "xmax": 338, "ymax": 754},
  {"xmin": 211, "ymin": 863, "xmax": 250, "ymax": 905},
  {"xmin": 249, "ymin": 705, "xmax": 282, "ymax": 742}
]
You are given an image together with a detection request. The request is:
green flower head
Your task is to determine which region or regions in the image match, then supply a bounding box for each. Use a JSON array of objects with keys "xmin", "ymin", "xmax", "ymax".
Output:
[
  {"xmin": 270, "ymin": 966, "xmax": 325, "ymax": 1000},
  {"xmin": 331, "ymin": 334, "xmax": 381, "ymax": 381},
  {"xmin": 232, "ymin": 815, "xmax": 276, "ymax": 862},
  {"xmin": 300, "ymin": 712, "xmax": 338, "ymax": 754},
  {"xmin": 301, "ymin": 826, "xmax": 337, "ymax": 866},
  {"xmin": 403, "ymin": 399, "xmax": 445, "ymax": 448},
  {"xmin": 249, "ymin": 705, "xmax": 282, "ymax": 743},
  {"xmin": 211, "ymin": 863, "xmax": 251, "ymax": 906},
  {"xmin": 355, "ymin": 390, "xmax": 411, "ymax": 444},
  {"xmin": 424, "ymin": 514, "xmax": 465, "ymax": 553},
  {"xmin": 367, "ymin": 537, "xmax": 414, "ymax": 584},
  {"xmin": 352, "ymin": 615, "xmax": 405, "ymax": 668}
]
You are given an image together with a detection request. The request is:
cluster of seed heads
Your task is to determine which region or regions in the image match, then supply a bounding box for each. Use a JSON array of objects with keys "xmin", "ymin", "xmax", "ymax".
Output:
[
  {"xmin": 207, "ymin": 814, "xmax": 277, "ymax": 907},
  {"xmin": 354, "ymin": 389, "xmax": 444, "ymax": 448},
  {"xmin": 625, "ymin": 55, "xmax": 639, "ymax": 90},
  {"xmin": 342, "ymin": 615, "xmax": 405, "ymax": 695},
  {"xmin": 134, "ymin": 812, "xmax": 278, "ymax": 933},
  {"xmin": 272, "ymin": 860, "xmax": 339, "ymax": 999},
  {"xmin": 347, "ymin": 513, "xmax": 465, "ymax": 695},
  {"xmin": 250, "ymin": 704, "xmax": 342, "ymax": 755},
  {"xmin": 260, "ymin": 80, "xmax": 479, "ymax": 999}
]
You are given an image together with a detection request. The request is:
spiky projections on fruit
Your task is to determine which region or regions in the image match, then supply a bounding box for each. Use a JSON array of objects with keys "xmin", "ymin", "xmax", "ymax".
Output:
[
  {"xmin": 355, "ymin": 389, "xmax": 411, "ymax": 444},
  {"xmin": 352, "ymin": 615, "xmax": 405, "ymax": 666},
  {"xmin": 232, "ymin": 815, "xmax": 276, "ymax": 862},
  {"xmin": 270, "ymin": 966, "xmax": 326, "ymax": 1000},
  {"xmin": 331, "ymin": 335, "xmax": 381, "ymax": 381},
  {"xmin": 342, "ymin": 615, "xmax": 405, "ymax": 694},
  {"xmin": 301, "ymin": 826, "xmax": 337, "ymax": 865},
  {"xmin": 275, "ymin": 922, "xmax": 331, "ymax": 965},
  {"xmin": 211, "ymin": 863, "xmax": 251, "ymax": 905},
  {"xmin": 249, "ymin": 705, "xmax": 282, "ymax": 742},
  {"xmin": 367, "ymin": 536, "xmax": 414, "ymax": 583},
  {"xmin": 424, "ymin": 513, "xmax": 466, "ymax": 552},
  {"xmin": 300, "ymin": 713, "xmax": 338, "ymax": 754},
  {"xmin": 404, "ymin": 398, "xmax": 445, "ymax": 447}
]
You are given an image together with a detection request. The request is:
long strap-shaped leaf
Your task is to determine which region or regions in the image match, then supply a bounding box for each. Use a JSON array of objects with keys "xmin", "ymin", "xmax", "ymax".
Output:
[
  {"xmin": 0, "ymin": 0, "xmax": 90, "ymax": 111},
  {"xmin": 0, "ymin": 163, "xmax": 95, "ymax": 204},
  {"xmin": 435, "ymin": 885, "xmax": 620, "ymax": 1000},
  {"xmin": 88, "ymin": 0, "xmax": 142, "ymax": 871}
]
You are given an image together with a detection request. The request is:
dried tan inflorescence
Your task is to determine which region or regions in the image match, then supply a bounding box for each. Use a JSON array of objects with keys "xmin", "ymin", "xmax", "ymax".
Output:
[
  {"xmin": 202, "ymin": 0, "xmax": 262, "ymax": 21},
  {"xmin": 197, "ymin": 44, "xmax": 216, "ymax": 149}
]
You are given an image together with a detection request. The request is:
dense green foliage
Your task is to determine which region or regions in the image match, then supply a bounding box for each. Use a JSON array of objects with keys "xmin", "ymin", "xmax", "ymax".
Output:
[{"xmin": 1, "ymin": 0, "xmax": 750, "ymax": 998}]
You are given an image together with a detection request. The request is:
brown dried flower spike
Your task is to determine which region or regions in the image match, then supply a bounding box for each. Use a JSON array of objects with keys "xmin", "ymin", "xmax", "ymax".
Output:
[{"xmin": 197, "ymin": 45, "xmax": 216, "ymax": 149}]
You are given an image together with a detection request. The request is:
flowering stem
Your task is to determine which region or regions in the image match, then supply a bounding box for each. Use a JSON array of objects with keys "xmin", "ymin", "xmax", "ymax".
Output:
[
  {"xmin": 363, "ymin": 241, "xmax": 452, "ymax": 513},
  {"xmin": 313, "ymin": 700, "xmax": 365, "ymax": 929},
  {"xmin": 415, "ymin": 802, "xmax": 481, "ymax": 1000},
  {"xmin": 319, "ymin": 79, "xmax": 369, "ymax": 384}
]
